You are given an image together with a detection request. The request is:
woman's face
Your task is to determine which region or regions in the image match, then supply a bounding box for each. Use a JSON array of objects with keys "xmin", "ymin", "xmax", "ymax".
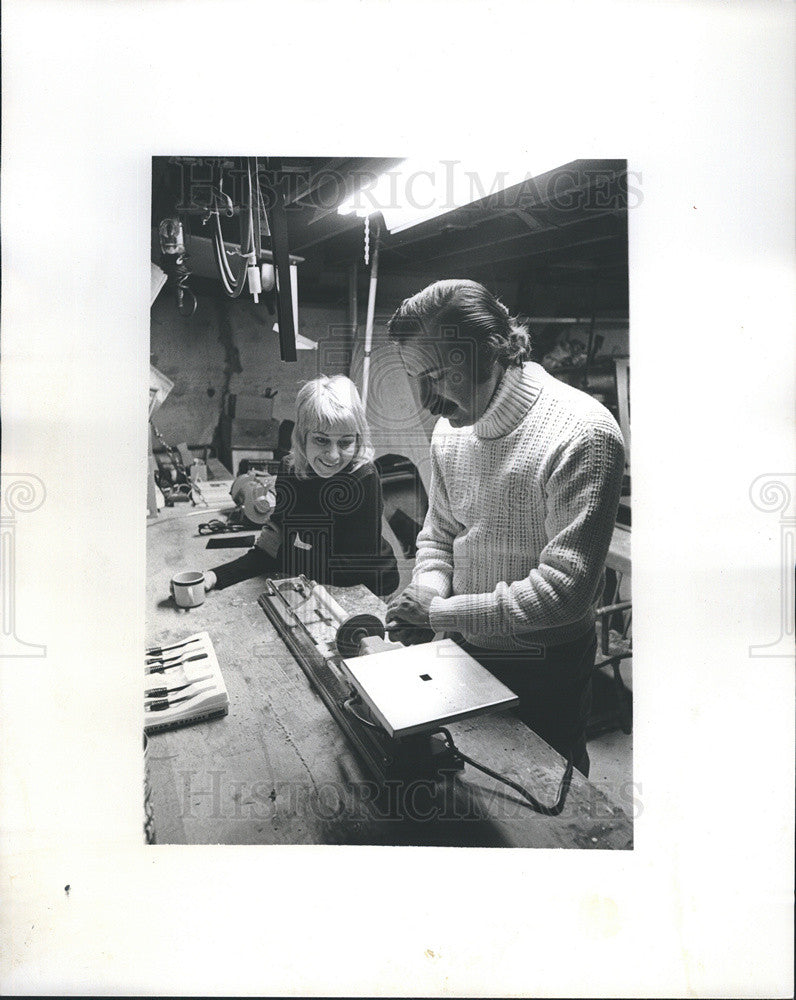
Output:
[{"xmin": 305, "ymin": 421, "xmax": 358, "ymax": 477}]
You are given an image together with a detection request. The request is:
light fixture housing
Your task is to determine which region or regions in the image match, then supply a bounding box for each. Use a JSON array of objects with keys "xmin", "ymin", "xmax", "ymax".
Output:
[{"xmin": 337, "ymin": 157, "xmax": 570, "ymax": 233}]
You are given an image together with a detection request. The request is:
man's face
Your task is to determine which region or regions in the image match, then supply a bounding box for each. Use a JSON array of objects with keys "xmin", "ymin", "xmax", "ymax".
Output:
[{"xmin": 397, "ymin": 334, "xmax": 501, "ymax": 428}]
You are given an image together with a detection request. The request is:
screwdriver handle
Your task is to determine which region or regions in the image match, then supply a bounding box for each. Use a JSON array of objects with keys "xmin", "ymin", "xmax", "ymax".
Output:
[
  {"xmin": 146, "ymin": 698, "xmax": 171, "ymax": 712},
  {"xmin": 146, "ymin": 652, "xmax": 207, "ymax": 674},
  {"xmin": 146, "ymin": 637, "xmax": 200, "ymax": 657}
]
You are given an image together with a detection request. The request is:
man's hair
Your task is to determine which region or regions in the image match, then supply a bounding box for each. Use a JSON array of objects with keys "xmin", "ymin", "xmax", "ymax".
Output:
[
  {"xmin": 387, "ymin": 279, "xmax": 532, "ymax": 373},
  {"xmin": 288, "ymin": 374, "xmax": 374, "ymax": 478}
]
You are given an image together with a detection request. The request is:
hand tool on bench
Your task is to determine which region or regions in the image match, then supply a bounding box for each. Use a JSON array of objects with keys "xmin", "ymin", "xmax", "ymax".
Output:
[
  {"xmin": 145, "ymin": 674, "xmax": 212, "ymax": 699},
  {"xmin": 146, "ymin": 636, "xmax": 202, "ymax": 657},
  {"xmin": 146, "ymin": 652, "xmax": 208, "ymax": 675}
]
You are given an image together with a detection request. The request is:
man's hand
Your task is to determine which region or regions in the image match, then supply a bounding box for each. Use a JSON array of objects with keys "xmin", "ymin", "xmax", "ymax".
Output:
[
  {"xmin": 386, "ymin": 582, "xmax": 437, "ymax": 626},
  {"xmin": 385, "ymin": 583, "xmax": 438, "ymax": 645}
]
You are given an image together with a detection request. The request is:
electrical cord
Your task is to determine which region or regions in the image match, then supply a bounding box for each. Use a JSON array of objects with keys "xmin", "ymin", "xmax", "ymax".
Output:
[
  {"xmin": 341, "ymin": 696, "xmax": 382, "ymax": 730},
  {"xmin": 341, "ymin": 697, "xmax": 574, "ymax": 816},
  {"xmin": 209, "ymin": 159, "xmax": 254, "ymax": 298},
  {"xmin": 432, "ymin": 726, "xmax": 574, "ymax": 817},
  {"xmin": 212, "ymin": 212, "xmax": 247, "ymax": 297},
  {"xmin": 174, "ymin": 255, "xmax": 197, "ymax": 316},
  {"xmin": 255, "ymin": 160, "xmax": 270, "ymax": 238}
]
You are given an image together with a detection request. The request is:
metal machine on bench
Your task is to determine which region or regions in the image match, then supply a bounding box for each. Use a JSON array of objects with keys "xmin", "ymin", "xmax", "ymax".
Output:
[{"xmin": 258, "ymin": 576, "xmax": 519, "ymax": 784}]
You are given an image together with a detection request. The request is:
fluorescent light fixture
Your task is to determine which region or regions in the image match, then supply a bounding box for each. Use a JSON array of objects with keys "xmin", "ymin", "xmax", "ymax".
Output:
[{"xmin": 337, "ymin": 156, "xmax": 570, "ymax": 233}]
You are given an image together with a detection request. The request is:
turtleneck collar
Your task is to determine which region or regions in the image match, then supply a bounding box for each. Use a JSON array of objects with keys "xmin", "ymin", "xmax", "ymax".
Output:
[{"xmin": 472, "ymin": 361, "xmax": 546, "ymax": 439}]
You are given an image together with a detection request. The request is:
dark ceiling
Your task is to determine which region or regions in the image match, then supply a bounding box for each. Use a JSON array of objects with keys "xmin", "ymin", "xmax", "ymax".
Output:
[{"xmin": 152, "ymin": 156, "xmax": 629, "ymax": 315}]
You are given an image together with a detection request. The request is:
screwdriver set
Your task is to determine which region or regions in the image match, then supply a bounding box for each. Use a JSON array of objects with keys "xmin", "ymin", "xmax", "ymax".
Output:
[{"xmin": 144, "ymin": 631, "xmax": 229, "ymax": 734}]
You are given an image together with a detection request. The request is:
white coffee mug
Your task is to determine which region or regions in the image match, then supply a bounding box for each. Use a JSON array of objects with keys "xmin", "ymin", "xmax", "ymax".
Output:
[{"xmin": 170, "ymin": 571, "xmax": 206, "ymax": 609}]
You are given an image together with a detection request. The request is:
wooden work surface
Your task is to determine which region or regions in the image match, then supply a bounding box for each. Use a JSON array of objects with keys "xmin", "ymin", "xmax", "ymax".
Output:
[{"xmin": 146, "ymin": 510, "xmax": 633, "ymax": 849}]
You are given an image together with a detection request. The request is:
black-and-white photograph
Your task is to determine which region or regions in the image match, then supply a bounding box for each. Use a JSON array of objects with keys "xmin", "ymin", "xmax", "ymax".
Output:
[
  {"xmin": 146, "ymin": 156, "xmax": 634, "ymax": 847},
  {"xmin": 3, "ymin": 1, "xmax": 793, "ymax": 995}
]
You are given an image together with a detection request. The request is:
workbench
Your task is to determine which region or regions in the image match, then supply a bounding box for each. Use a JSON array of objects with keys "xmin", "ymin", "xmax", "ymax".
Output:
[{"xmin": 146, "ymin": 507, "xmax": 633, "ymax": 848}]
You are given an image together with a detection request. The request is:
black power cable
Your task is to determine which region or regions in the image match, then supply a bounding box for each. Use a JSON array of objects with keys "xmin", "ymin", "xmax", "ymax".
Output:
[
  {"xmin": 341, "ymin": 696, "xmax": 382, "ymax": 730},
  {"xmin": 342, "ymin": 694, "xmax": 574, "ymax": 817},
  {"xmin": 433, "ymin": 726, "xmax": 574, "ymax": 817}
]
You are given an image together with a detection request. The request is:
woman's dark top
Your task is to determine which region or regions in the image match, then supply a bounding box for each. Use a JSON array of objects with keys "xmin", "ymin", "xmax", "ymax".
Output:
[{"xmin": 210, "ymin": 460, "xmax": 399, "ymax": 597}]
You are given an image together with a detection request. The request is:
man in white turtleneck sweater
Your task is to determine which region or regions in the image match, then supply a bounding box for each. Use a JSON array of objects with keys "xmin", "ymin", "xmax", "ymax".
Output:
[{"xmin": 385, "ymin": 280, "xmax": 625, "ymax": 776}]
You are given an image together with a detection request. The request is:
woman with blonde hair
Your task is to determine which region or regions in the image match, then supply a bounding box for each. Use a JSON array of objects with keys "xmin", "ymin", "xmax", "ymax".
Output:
[{"xmin": 205, "ymin": 375, "xmax": 398, "ymax": 597}]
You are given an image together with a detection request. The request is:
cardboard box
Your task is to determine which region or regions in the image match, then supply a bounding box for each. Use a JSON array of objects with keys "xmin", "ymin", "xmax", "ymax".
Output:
[
  {"xmin": 230, "ymin": 449, "xmax": 276, "ymax": 477},
  {"xmin": 220, "ymin": 415, "xmax": 280, "ymax": 474},
  {"xmin": 227, "ymin": 393, "xmax": 275, "ymax": 421},
  {"xmin": 225, "ymin": 417, "xmax": 280, "ymax": 448}
]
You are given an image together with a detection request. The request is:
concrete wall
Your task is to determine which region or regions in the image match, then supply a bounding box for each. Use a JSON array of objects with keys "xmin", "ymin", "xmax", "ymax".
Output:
[
  {"xmin": 149, "ymin": 267, "xmax": 628, "ymax": 458},
  {"xmin": 149, "ymin": 291, "xmax": 351, "ymax": 447}
]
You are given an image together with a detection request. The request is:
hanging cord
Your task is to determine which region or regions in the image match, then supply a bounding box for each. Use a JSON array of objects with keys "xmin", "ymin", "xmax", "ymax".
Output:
[
  {"xmin": 255, "ymin": 161, "xmax": 271, "ymax": 238},
  {"xmin": 210, "ymin": 204, "xmax": 246, "ymax": 296},
  {"xmin": 173, "ymin": 254, "xmax": 197, "ymax": 316},
  {"xmin": 253, "ymin": 161, "xmax": 277, "ymax": 311},
  {"xmin": 160, "ymin": 214, "xmax": 197, "ymax": 317},
  {"xmin": 207, "ymin": 160, "xmax": 252, "ymax": 298},
  {"xmin": 244, "ymin": 155, "xmax": 261, "ymax": 268},
  {"xmin": 211, "ymin": 204, "xmax": 248, "ymax": 297},
  {"xmin": 433, "ymin": 726, "xmax": 574, "ymax": 817}
]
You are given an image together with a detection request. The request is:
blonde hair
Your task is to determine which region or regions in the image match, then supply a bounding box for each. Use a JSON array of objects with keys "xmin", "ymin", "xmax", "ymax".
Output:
[{"xmin": 288, "ymin": 374, "xmax": 374, "ymax": 478}]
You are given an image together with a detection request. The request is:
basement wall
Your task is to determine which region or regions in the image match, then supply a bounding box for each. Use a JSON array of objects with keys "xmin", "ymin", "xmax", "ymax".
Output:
[
  {"xmin": 149, "ymin": 292, "xmax": 351, "ymax": 448},
  {"xmin": 149, "ymin": 268, "xmax": 628, "ymax": 456}
]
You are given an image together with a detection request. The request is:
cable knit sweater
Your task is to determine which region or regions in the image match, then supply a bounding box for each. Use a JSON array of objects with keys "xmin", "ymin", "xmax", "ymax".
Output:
[{"xmin": 414, "ymin": 361, "xmax": 625, "ymax": 650}]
